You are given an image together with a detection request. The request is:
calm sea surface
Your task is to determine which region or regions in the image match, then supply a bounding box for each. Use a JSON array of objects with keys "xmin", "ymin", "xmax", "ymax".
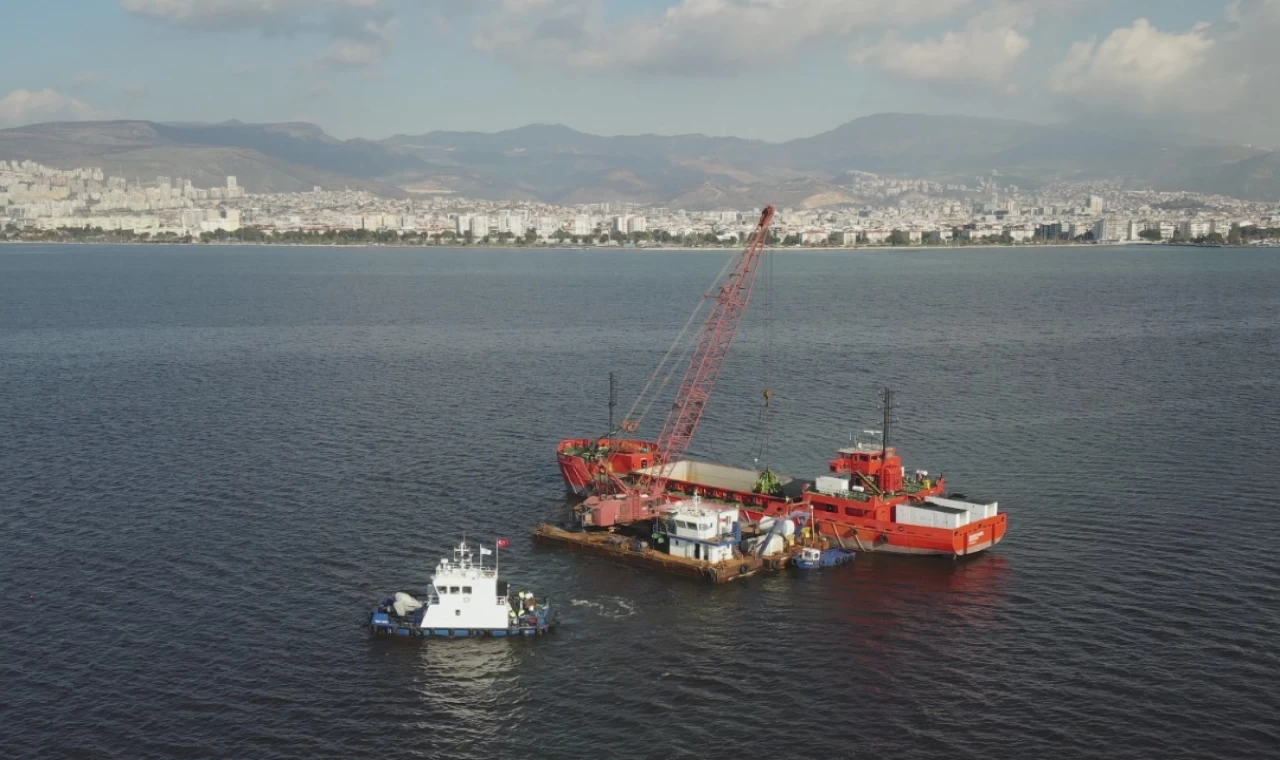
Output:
[{"xmin": 2, "ymin": 244, "xmax": 1278, "ymax": 759}]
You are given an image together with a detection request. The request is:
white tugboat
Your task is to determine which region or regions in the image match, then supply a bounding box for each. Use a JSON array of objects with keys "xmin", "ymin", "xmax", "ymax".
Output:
[{"xmin": 369, "ymin": 539, "xmax": 556, "ymax": 638}]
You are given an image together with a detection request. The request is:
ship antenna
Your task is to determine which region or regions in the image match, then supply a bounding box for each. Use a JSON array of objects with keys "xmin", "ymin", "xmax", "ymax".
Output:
[
  {"xmin": 881, "ymin": 387, "xmax": 896, "ymax": 456},
  {"xmin": 608, "ymin": 371, "xmax": 617, "ymax": 436}
]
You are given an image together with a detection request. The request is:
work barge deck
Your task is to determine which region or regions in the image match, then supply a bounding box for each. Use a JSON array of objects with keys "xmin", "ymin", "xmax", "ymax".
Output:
[{"xmin": 533, "ymin": 524, "xmax": 790, "ymax": 583}]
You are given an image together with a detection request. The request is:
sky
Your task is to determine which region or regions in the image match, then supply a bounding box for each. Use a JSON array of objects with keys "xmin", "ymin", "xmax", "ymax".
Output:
[{"xmin": 0, "ymin": 0, "xmax": 1276, "ymax": 146}]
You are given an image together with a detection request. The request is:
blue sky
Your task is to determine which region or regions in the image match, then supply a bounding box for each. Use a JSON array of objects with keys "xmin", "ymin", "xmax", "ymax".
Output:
[{"xmin": 0, "ymin": 1, "xmax": 1275, "ymax": 145}]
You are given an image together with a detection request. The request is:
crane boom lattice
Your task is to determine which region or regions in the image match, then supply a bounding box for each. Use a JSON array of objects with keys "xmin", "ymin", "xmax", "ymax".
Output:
[{"xmin": 637, "ymin": 205, "xmax": 777, "ymax": 499}]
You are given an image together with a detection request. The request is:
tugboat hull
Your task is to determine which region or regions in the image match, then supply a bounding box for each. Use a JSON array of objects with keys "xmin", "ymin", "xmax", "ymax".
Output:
[{"xmin": 369, "ymin": 616, "xmax": 555, "ymax": 639}]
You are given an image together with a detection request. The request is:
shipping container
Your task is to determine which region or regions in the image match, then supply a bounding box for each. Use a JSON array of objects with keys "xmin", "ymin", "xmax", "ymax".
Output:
[
  {"xmin": 815, "ymin": 475, "xmax": 851, "ymax": 495},
  {"xmin": 925, "ymin": 496, "xmax": 998, "ymax": 520},
  {"xmin": 896, "ymin": 504, "xmax": 971, "ymax": 529}
]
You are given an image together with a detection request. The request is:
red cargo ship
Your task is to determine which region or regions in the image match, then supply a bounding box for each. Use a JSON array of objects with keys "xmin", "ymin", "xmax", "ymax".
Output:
[{"xmin": 556, "ymin": 423, "xmax": 1007, "ymax": 558}]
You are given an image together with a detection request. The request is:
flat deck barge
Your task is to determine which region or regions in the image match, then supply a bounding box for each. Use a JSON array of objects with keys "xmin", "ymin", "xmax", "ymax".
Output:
[{"xmin": 534, "ymin": 524, "xmax": 789, "ymax": 583}]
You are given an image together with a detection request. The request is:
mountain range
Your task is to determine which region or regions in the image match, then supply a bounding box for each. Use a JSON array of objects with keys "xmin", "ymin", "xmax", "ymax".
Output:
[{"xmin": 2, "ymin": 114, "xmax": 1276, "ymax": 208}]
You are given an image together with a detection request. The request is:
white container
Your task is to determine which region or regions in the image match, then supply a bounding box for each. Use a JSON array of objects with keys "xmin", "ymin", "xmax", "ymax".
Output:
[
  {"xmin": 925, "ymin": 496, "xmax": 998, "ymax": 521},
  {"xmin": 816, "ymin": 475, "xmax": 851, "ymax": 495},
  {"xmin": 896, "ymin": 504, "xmax": 971, "ymax": 530}
]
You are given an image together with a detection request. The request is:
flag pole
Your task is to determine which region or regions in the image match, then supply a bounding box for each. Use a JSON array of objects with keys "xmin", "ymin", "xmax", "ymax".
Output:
[{"xmin": 495, "ymin": 540, "xmax": 500, "ymax": 576}]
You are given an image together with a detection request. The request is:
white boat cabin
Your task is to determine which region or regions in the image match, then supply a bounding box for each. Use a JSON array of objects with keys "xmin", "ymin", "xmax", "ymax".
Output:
[
  {"xmin": 421, "ymin": 542, "xmax": 516, "ymax": 631},
  {"xmin": 662, "ymin": 498, "xmax": 739, "ymax": 564}
]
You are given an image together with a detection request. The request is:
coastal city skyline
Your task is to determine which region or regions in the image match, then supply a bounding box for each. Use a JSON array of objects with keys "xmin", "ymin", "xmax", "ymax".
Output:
[
  {"xmin": 1, "ymin": 1, "xmax": 1278, "ymax": 148},
  {"xmin": 4, "ymin": 157, "xmax": 1278, "ymax": 247}
]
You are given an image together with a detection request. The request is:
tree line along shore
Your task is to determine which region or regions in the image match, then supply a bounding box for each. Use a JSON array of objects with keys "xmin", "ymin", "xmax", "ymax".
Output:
[{"xmin": 8, "ymin": 222, "xmax": 1279, "ymax": 249}]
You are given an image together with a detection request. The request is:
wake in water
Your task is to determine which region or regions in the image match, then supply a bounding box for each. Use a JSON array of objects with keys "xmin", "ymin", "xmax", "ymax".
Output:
[{"xmin": 568, "ymin": 597, "xmax": 637, "ymax": 619}]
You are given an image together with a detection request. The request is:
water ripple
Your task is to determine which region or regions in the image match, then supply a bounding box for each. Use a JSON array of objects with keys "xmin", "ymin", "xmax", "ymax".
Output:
[{"xmin": 1, "ymin": 245, "xmax": 1278, "ymax": 759}]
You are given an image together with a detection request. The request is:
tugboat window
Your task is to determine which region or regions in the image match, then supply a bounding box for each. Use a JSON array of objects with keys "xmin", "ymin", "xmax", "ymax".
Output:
[
  {"xmin": 449, "ymin": 586, "xmax": 460, "ymax": 594},
  {"xmin": 462, "ymin": 586, "xmax": 472, "ymax": 594}
]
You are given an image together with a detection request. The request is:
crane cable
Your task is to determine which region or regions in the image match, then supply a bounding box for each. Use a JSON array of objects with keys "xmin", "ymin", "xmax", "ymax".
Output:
[
  {"xmin": 751, "ymin": 234, "xmax": 775, "ymax": 469},
  {"xmin": 620, "ymin": 248, "xmax": 740, "ymax": 433}
]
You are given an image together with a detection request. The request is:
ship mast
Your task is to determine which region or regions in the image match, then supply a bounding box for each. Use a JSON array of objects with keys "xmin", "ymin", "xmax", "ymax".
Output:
[
  {"xmin": 608, "ymin": 371, "xmax": 617, "ymax": 436},
  {"xmin": 881, "ymin": 387, "xmax": 895, "ymax": 457}
]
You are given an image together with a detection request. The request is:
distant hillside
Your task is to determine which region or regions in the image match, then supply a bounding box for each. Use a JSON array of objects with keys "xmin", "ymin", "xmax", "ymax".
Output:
[
  {"xmin": 1183, "ymin": 150, "xmax": 1280, "ymax": 199},
  {"xmin": 3, "ymin": 115, "xmax": 1277, "ymax": 205},
  {"xmin": 387, "ymin": 114, "xmax": 1278, "ymax": 205},
  {"xmin": 778, "ymin": 113, "xmax": 1040, "ymax": 174},
  {"xmin": 0, "ymin": 120, "xmax": 415, "ymax": 196}
]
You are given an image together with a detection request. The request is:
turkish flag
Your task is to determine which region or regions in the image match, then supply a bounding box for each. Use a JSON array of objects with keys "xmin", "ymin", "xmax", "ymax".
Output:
[{"xmin": 496, "ymin": 538, "xmax": 511, "ymax": 549}]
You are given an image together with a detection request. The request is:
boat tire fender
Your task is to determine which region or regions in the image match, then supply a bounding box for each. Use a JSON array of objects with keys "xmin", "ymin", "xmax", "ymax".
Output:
[{"xmin": 739, "ymin": 563, "xmax": 749, "ymax": 576}]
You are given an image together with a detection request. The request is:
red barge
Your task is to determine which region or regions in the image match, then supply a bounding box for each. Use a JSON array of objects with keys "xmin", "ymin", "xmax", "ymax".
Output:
[{"xmin": 557, "ymin": 419, "xmax": 1006, "ymax": 558}]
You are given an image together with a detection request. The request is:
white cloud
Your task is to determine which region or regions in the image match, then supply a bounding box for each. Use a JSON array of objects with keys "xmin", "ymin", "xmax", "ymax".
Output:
[
  {"xmin": 1050, "ymin": 18, "xmax": 1216, "ymax": 111},
  {"xmin": 321, "ymin": 18, "xmax": 396, "ymax": 68},
  {"xmin": 851, "ymin": 3, "xmax": 1033, "ymax": 92},
  {"xmin": 0, "ymin": 89, "xmax": 99, "ymax": 128},
  {"xmin": 1050, "ymin": 0, "xmax": 1280, "ymax": 121},
  {"xmin": 470, "ymin": 0, "xmax": 977, "ymax": 75},
  {"xmin": 121, "ymin": 0, "xmax": 380, "ymax": 32},
  {"xmin": 123, "ymin": 0, "xmax": 395, "ymax": 67}
]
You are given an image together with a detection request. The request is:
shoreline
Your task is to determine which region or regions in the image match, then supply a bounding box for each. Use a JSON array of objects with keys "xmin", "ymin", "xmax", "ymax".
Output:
[{"xmin": 1, "ymin": 239, "xmax": 1253, "ymax": 252}]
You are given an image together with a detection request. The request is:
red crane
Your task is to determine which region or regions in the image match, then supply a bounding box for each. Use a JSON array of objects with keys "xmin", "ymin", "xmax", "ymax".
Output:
[{"xmin": 583, "ymin": 205, "xmax": 777, "ymax": 528}]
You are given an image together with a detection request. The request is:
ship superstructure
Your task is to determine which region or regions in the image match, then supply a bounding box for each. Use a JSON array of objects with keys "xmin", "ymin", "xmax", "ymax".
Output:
[{"xmin": 369, "ymin": 540, "xmax": 556, "ymax": 638}]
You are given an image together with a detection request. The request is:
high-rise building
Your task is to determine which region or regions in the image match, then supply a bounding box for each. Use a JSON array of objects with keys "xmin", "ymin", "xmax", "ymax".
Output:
[
  {"xmin": 627, "ymin": 216, "xmax": 647, "ymax": 234},
  {"xmin": 227, "ymin": 176, "xmax": 238, "ymax": 192},
  {"xmin": 572, "ymin": 214, "xmax": 592, "ymax": 236},
  {"xmin": 497, "ymin": 210, "xmax": 526, "ymax": 235},
  {"xmin": 1087, "ymin": 195, "xmax": 1104, "ymax": 213},
  {"xmin": 1178, "ymin": 220, "xmax": 1210, "ymax": 239},
  {"xmin": 469, "ymin": 215, "xmax": 489, "ymax": 238}
]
